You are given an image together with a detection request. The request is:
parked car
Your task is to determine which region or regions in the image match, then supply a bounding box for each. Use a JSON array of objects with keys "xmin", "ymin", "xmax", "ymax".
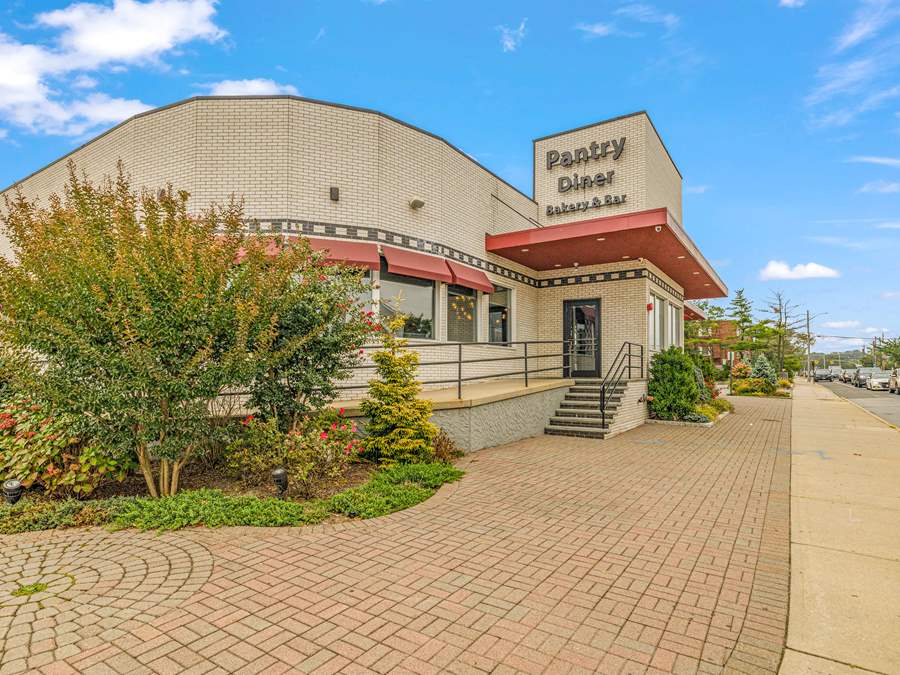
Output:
[
  {"xmin": 890, "ymin": 369, "xmax": 900, "ymax": 394},
  {"xmin": 840, "ymin": 369, "xmax": 854, "ymax": 383},
  {"xmin": 813, "ymin": 368, "xmax": 832, "ymax": 382},
  {"xmin": 853, "ymin": 367, "xmax": 879, "ymax": 387},
  {"xmin": 828, "ymin": 366, "xmax": 843, "ymax": 380},
  {"xmin": 866, "ymin": 371, "xmax": 892, "ymax": 391}
]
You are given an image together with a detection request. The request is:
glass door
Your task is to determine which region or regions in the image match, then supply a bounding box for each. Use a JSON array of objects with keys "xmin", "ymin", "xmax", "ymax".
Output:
[{"xmin": 563, "ymin": 299, "xmax": 601, "ymax": 378}]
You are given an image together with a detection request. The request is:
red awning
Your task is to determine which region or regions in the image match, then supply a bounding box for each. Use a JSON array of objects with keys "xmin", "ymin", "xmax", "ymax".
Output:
[
  {"xmin": 307, "ymin": 237, "xmax": 379, "ymax": 270},
  {"xmin": 382, "ymin": 246, "xmax": 453, "ymax": 283},
  {"xmin": 447, "ymin": 260, "xmax": 494, "ymax": 293}
]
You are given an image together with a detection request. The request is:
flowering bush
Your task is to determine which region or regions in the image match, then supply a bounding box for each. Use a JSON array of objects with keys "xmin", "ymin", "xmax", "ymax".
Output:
[
  {"xmin": 731, "ymin": 361, "xmax": 751, "ymax": 379},
  {"xmin": 732, "ymin": 378, "xmax": 777, "ymax": 396},
  {"xmin": 0, "ymin": 395, "xmax": 131, "ymax": 496},
  {"xmin": 225, "ymin": 409, "xmax": 362, "ymax": 497}
]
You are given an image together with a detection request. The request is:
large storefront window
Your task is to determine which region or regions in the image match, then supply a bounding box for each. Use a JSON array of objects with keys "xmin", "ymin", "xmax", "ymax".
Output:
[
  {"xmin": 379, "ymin": 260, "xmax": 434, "ymax": 339},
  {"xmin": 447, "ymin": 285, "xmax": 477, "ymax": 343},
  {"xmin": 488, "ymin": 286, "xmax": 511, "ymax": 343}
]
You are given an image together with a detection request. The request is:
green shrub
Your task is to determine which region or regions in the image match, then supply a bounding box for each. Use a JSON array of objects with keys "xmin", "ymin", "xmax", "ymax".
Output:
[
  {"xmin": 0, "ymin": 395, "xmax": 131, "ymax": 496},
  {"xmin": 693, "ymin": 366, "xmax": 711, "ymax": 402},
  {"xmin": 751, "ymin": 354, "xmax": 777, "ymax": 385},
  {"xmin": 778, "ymin": 378, "xmax": 793, "ymax": 389},
  {"xmin": 710, "ymin": 398, "xmax": 734, "ymax": 413},
  {"xmin": 0, "ymin": 463, "xmax": 463, "ymax": 534},
  {"xmin": 329, "ymin": 463, "xmax": 463, "ymax": 518},
  {"xmin": 732, "ymin": 377, "xmax": 776, "ymax": 396},
  {"xmin": 0, "ymin": 167, "xmax": 368, "ymax": 497},
  {"xmin": 108, "ymin": 489, "xmax": 330, "ymax": 531},
  {"xmin": 683, "ymin": 412, "xmax": 710, "ymax": 423},
  {"xmin": 225, "ymin": 412, "xmax": 361, "ymax": 497},
  {"xmin": 648, "ymin": 347, "xmax": 700, "ymax": 421},
  {"xmin": 361, "ymin": 317, "xmax": 437, "ymax": 465}
]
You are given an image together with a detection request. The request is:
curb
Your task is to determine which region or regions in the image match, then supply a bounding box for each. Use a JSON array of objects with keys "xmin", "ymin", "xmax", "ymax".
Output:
[{"xmin": 808, "ymin": 382, "xmax": 899, "ymax": 432}]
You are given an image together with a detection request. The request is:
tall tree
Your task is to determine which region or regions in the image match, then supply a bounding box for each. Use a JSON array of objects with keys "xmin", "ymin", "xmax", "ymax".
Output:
[{"xmin": 0, "ymin": 164, "xmax": 372, "ymax": 496}]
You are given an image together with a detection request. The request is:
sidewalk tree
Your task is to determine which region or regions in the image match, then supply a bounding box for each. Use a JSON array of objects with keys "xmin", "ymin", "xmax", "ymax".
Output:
[{"xmin": 0, "ymin": 164, "xmax": 357, "ymax": 497}]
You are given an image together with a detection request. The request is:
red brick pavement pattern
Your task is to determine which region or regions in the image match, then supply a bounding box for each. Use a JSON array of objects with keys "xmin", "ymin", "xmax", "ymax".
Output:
[{"xmin": 1, "ymin": 397, "xmax": 790, "ymax": 674}]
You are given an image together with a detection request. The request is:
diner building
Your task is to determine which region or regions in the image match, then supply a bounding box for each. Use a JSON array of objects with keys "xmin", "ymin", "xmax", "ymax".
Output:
[{"xmin": 0, "ymin": 96, "xmax": 727, "ymax": 449}]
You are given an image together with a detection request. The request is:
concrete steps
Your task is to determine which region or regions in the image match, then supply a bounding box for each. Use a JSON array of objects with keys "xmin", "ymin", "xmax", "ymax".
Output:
[{"xmin": 544, "ymin": 381, "xmax": 626, "ymax": 439}]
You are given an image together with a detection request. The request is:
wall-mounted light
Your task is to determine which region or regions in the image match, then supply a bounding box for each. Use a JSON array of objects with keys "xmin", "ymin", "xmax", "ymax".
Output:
[
  {"xmin": 654, "ymin": 225, "xmax": 662, "ymax": 233},
  {"xmin": 330, "ymin": 187, "xmax": 340, "ymax": 202},
  {"xmin": 409, "ymin": 199, "xmax": 425, "ymax": 210}
]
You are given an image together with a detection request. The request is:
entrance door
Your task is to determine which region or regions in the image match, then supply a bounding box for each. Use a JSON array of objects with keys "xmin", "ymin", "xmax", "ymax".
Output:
[{"xmin": 563, "ymin": 299, "xmax": 601, "ymax": 378}]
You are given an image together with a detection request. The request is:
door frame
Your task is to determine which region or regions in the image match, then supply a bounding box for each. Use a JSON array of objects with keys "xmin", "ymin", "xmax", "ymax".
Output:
[{"xmin": 562, "ymin": 298, "xmax": 602, "ymax": 378}]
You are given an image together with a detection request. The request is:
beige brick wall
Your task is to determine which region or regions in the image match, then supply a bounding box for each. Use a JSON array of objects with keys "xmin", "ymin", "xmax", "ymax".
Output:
[
  {"xmin": 533, "ymin": 112, "xmax": 682, "ymax": 226},
  {"xmin": 2, "ymin": 97, "xmax": 688, "ymax": 395}
]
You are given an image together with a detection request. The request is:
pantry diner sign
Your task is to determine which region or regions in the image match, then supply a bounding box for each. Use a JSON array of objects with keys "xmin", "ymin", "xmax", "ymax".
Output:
[{"xmin": 543, "ymin": 135, "xmax": 628, "ymax": 217}]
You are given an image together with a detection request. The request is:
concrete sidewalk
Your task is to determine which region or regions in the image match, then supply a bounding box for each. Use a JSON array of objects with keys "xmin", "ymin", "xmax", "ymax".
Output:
[{"xmin": 782, "ymin": 381, "xmax": 900, "ymax": 674}]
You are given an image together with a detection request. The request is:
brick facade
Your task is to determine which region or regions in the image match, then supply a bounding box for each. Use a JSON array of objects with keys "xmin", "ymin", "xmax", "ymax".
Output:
[{"xmin": 1, "ymin": 97, "xmax": 703, "ymax": 393}]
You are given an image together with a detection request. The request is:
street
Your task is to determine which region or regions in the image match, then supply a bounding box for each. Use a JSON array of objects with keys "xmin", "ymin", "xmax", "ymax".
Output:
[{"xmin": 820, "ymin": 380, "xmax": 900, "ymax": 428}]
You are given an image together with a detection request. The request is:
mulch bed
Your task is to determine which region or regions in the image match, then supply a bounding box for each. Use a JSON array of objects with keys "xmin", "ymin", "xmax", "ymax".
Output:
[{"xmin": 87, "ymin": 460, "xmax": 377, "ymax": 501}]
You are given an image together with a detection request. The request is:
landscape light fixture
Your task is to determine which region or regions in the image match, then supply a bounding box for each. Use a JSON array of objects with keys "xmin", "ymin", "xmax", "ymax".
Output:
[
  {"xmin": 271, "ymin": 468, "xmax": 288, "ymax": 499},
  {"xmin": 3, "ymin": 479, "xmax": 23, "ymax": 505},
  {"xmin": 409, "ymin": 199, "xmax": 425, "ymax": 210}
]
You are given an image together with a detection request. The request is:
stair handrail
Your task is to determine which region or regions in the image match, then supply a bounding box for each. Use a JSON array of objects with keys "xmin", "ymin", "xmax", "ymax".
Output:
[{"xmin": 599, "ymin": 341, "xmax": 645, "ymax": 428}]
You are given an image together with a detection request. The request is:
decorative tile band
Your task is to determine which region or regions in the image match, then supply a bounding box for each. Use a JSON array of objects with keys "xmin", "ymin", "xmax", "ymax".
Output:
[{"xmin": 247, "ymin": 218, "xmax": 683, "ymax": 301}]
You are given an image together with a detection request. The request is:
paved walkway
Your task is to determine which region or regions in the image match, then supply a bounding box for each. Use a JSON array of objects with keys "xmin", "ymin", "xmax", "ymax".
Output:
[
  {"xmin": 1, "ymin": 397, "xmax": 791, "ymax": 675},
  {"xmin": 781, "ymin": 382, "xmax": 900, "ymax": 675}
]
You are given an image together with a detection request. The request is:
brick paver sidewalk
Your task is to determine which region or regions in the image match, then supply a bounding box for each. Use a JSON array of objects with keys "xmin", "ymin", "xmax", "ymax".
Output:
[{"xmin": 1, "ymin": 396, "xmax": 791, "ymax": 674}]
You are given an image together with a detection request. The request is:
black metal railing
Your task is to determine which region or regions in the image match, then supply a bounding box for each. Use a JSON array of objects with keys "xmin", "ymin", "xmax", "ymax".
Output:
[
  {"xmin": 598, "ymin": 342, "xmax": 645, "ymax": 428},
  {"xmin": 335, "ymin": 337, "xmax": 613, "ymax": 400}
]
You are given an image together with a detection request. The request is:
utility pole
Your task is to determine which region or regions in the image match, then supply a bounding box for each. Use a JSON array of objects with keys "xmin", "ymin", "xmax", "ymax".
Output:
[{"xmin": 806, "ymin": 310, "xmax": 812, "ymax": 381}]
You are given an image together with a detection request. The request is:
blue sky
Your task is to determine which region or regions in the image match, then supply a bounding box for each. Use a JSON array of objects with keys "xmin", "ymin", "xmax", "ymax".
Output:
[{"xmin": 1, "ymin": 0, "xmax": 898, "ymax": 352}]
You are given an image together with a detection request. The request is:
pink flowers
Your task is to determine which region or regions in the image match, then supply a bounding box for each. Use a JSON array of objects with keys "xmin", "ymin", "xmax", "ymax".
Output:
[{"xmin": 320, "ymin": 431, "xmax": 328, "ymax": 440}]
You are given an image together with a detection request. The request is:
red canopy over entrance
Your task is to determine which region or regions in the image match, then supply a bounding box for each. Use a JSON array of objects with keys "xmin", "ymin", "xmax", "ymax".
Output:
[{"xmin": 484, "ymin": 207, "xmax": 727, "ymax": 300}]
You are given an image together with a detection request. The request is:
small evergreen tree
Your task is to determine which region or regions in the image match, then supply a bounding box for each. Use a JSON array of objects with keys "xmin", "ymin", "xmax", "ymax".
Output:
[
  {"xmin": 751, "ymin": 354, "xmax": 777, "ymax": 385},
  {"xmin": 648, "ymin": 347, "xmax": 700, "ymax": 420},
  {"xmin": 361, "ymin": 317, "xmax": 437, "ymax": 464}
]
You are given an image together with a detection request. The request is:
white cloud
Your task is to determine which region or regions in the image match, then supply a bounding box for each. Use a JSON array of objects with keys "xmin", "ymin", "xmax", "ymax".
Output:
[
  {"xmin": 72, "ymin": 74, "xmax": 98, "ymax": 89},
  {"xmin": 685, "ymin": 184, "xmax": 710, "ymax": 194},
  {"xmin": 835, "ymin": 0, "xmax": 900, "ymax": 52},
  {"xmin": 779, "ymin": 0, "xmax": 807, "ymax": 7},
  {"xmin": 574, "ymin": 22, "xmax": 618, "ymax": 38},
  {"xmin": 312, "ymin": 27, "xmax": 326, "ymax": 44},
  {"xmin": 0, "ymin": 129, "xmax": 7, "ymax": 140},
  {"xmin": 823, "ymin": 320, "xmax": 861, "ymax": 329},
  {"xmin": 808, "ymin": 235, "xmax": 873, "ymax": 250},
  {"xmin": 847, "ymin": 155, "xmax": 900, "ymax": 167},
  {"xmin": 883, "ymin": 291, "xmax": 900, "ymax": 299},
  {"xmin": 0, "ymin": 0, "xmax": 225, "ymax": 136},
  {"xmin": 204, "ymin": 78, "xmax": 299, "ymax": 96},
  {"xmin": 858, "ymin": 179, "xmax": 900, "ymax": 193},
  {"xmin": 36, "ymin": 0, "xmax": 224, "ymax": 69},
  {"xmin": 614, "ymin": 4, "xmax": 680, "ymax": 34},
  {"xmin": 759, "ymin": 260, "xmax": 841, "ymax": 280},
  {"xmin": 876, "ymin": 221, "xmax": 900, "ymax": 228},
  {"xmin": 497, "ymin": 19, "xmax": 527, "ymax": 52}
]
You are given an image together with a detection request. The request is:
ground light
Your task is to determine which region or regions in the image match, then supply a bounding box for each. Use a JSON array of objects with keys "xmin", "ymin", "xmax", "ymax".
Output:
[
  {"xmin": 271, "ymin": 468, "xmax": 288, "ymax": 499},
  {"xmin": 3, "ymin": 479, "xmax": 23, "ymax": 505}
]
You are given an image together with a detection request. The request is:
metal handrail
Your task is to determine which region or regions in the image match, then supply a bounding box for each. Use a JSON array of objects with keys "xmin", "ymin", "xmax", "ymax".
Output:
[
  {"xmin": 335, "ymin": 337, "xmax": 601, "ymax": 399},
  {"xmin": 599, "ymin": 342, "xmax": 645, "ymax": 428}
]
